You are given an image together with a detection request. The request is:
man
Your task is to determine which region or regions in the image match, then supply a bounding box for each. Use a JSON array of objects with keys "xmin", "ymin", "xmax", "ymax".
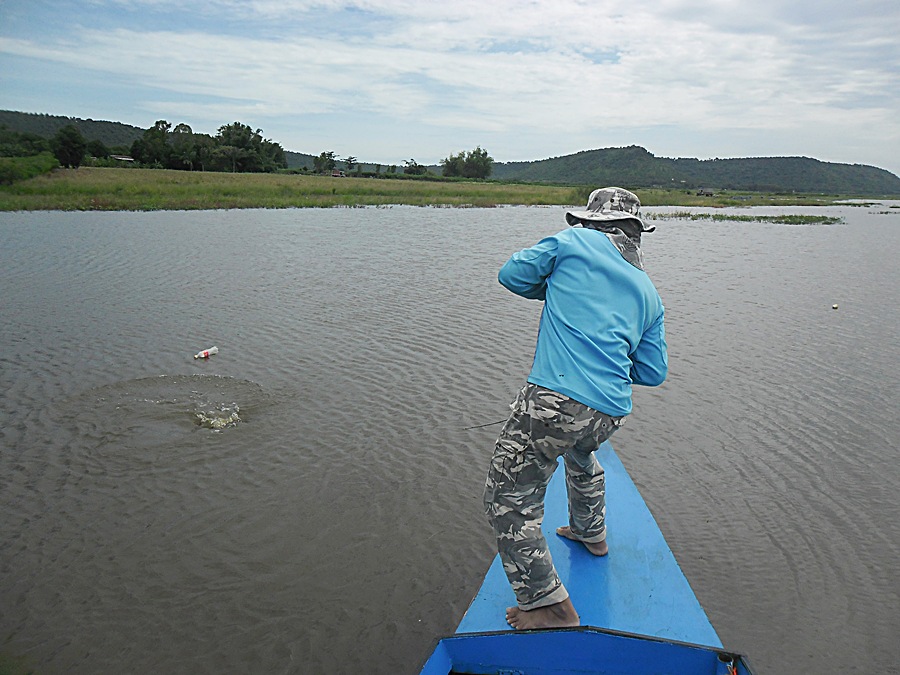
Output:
[{"xmin": 483, "ymin": 187, "xmax": 668, "ymax": 630}]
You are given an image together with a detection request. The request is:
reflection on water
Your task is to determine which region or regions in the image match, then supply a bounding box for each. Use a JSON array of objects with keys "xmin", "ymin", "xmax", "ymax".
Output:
[{"xmin": 1, "ymin": 204, "xmax": 898, "ymax": 674}]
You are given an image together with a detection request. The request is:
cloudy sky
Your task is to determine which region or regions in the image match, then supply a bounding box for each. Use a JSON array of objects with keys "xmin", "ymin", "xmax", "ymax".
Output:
[{"xmin": 1, "ymin": 0, "xmax": 898, "ymax": 175}]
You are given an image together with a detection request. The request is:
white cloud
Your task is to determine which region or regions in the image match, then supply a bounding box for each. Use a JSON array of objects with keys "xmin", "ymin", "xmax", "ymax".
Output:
[{"xmin": 1, "ymin": 0, "xmax": 898, "ymax": 172}]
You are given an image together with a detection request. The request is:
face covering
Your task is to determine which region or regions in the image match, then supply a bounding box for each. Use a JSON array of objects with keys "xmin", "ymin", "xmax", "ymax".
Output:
[{"xmin": 579, "ymin": 219, "xmax": 646, "ymax": 270}]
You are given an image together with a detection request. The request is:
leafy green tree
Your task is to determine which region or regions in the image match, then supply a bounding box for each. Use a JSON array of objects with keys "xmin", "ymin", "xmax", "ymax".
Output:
[
  {"xmin": 51, "ymin": 124, "xmax": 87, "ymax": 168},
  {"xmin": 87, "ymin": 139, "xmax": 110, "ymax": 159},
  {"xmin": 214, "ymin": 122, "xmax": 286, "ymax": 172},
  {"xmin": 194, "ymin": 135, "xmax": 216, "ymax": 172},
  {"xmin": 441, "ymin": 151, "xmax": 464, "ymax": 177},
  {"xmin": 131, "ymin": 120, "xmax": 173, "ymax": 167},
  {"xmin": 0, "ymin": 126, "xmax": 50, "ymax": 157},
  {"xmin": 214, "ymin": 145, "xmax": 249, "ymax": 173},
  {"xmin": 442, "ymin": 146, "xmax": 493, "ymax": 178},
  {"xmin": 314, "ymin": 151, "xmax": 336, "ymax": 174},
  {"xmin": 216, "ymin": 122, "xmax": 249, "ymax": 146},
  {"xmin": 260, "ymin": 138, "xmax": 286, "ymax": 173},
  {"xmin": 171, "ymin": 123, "xmax": 196, "ymax": 170},
  {"xmin": 344, "ymin": 155, "xmax": 357, "ymax": 173},
  {"xmin": 463, "ymin": 146, "xmax": 493, "ymax": 178},
  {"xmin": 129, "ymin": 138, "xmax": 146, "ymax": 163},
  {"xmin": 403, "ymin": 158, "xmax": 426, "ymax": 175}
]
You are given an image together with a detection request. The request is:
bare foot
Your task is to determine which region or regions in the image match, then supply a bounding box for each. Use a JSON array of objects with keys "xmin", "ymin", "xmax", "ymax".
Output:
[
  {"xmin": 506, "ymin": 597, "xmax": 580, "ymax": 630},
  {"xmin": 556, "ymin": 526, "xmax": 608, "ymax": 556}
]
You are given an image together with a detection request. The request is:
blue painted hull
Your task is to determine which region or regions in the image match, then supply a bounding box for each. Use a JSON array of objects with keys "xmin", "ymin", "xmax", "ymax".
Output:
[
  {"xmin": 420, "ymin": 442, "xmax": 755, "ymax": 674},
  {"xmin": 421, "ymin": 627, "xmax": 754, "ymax": 675}
]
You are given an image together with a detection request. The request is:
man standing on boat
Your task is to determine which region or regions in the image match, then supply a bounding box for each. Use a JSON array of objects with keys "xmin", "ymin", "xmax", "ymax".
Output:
[{"xmin": 484, "ymin": 186, "xmax": 668, "ymax": 630}]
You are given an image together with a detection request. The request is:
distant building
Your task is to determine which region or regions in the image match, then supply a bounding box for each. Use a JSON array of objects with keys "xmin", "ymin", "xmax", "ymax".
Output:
[
  {"xmin": 331, "ymin": 169, "xmax": 345, "ymax": 177},
  {"xmin": 110, "ymin": 155, "xmax": 135, "ymax": 163}
]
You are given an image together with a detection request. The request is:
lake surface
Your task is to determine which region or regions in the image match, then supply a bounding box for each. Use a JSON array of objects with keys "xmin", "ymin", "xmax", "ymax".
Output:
[{"xmin": 1, "ymin": 203, "xmax": 898, "ymax": 674}]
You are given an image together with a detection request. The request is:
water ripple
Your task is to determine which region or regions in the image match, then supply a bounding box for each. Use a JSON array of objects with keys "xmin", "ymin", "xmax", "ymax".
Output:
[{"xmin": 1, "ymin": 205, "xmax": 898, "ymax": 674}]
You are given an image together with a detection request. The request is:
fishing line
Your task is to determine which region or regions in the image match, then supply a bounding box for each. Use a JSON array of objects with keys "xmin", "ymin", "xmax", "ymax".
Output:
[{"xmin": 462, "ymin": 419, "xmax": 507, "ymax": 430}]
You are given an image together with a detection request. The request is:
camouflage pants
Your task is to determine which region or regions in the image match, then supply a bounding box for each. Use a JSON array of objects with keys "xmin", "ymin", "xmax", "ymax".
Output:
[{"xmin": 483, "ymin": 383, "xmax": 625, "ymax": 610}]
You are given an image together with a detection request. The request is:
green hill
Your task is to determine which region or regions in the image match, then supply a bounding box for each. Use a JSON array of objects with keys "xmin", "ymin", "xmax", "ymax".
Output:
[
  {"xmin": 0, "ymin": 110, "xmax": 144, "ymax": 150},
  {"xmin": 1, "ymin": 110, "xmax": 319, "ymax": 170},
  {"xmin": 491, "ymin": 145, "xmax": 900, "ymax": 195},
  {"xmin": 3, "ymin": 110, "xmax": 898, "ymax": 194}
]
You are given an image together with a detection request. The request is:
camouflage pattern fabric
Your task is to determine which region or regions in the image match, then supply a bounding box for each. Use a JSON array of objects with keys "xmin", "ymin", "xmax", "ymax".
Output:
[
  {"xmin": 483, "ymin": 383, "xmax": 625, "ymax": 610},
  {"xmin": 583, "ymin": 186, "xmax": 642, "ymax": 217},
  {"xmin": 564, "ymin": 186, "xmax": 656, "ymax": 270}
]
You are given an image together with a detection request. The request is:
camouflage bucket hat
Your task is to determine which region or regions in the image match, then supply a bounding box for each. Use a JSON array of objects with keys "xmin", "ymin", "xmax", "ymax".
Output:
[{"xmin": 565, "ymin": 187, "xmax": 655, "ymax": 234}]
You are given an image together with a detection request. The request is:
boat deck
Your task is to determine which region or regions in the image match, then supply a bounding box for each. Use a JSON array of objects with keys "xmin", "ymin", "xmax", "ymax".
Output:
[{"xmin": 456, "ymin": 442, "xmax": 722, "ymax": 647}]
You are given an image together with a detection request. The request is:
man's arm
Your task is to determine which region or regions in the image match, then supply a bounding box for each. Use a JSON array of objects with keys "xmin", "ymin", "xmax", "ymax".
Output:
[
  {"xmin": 630, "ymin": 310, "xmax": 668, "ymax": 386},
  {"xmin": 497, "ymin": 237, "xmax": 559, "ymax": 301}
]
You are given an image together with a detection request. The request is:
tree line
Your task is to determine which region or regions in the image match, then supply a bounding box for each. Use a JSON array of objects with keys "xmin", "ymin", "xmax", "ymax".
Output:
[
  {"xmin": 305, "ymin": 151, "xmax": 493, "ymax": 179},
  {"xmin": 1, "ymin": 120, "xmax": 288, "ymax": 173},
  {"xmin": 1, "ymin": 112, "xmax": 496, "ymax": 182},
  {"xmin": 129, "ymin": 120, "xmax": 287, "ymax": 172}
]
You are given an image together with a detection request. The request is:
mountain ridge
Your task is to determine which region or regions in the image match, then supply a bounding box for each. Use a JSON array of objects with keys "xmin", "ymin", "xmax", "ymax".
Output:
[
  {"xmin": 490, "ymin": 145, "xmax": 900, "ymax": 195},
  {"xmin": 3, "ymin": 110, "xmax": 898, "ymax": 195}
]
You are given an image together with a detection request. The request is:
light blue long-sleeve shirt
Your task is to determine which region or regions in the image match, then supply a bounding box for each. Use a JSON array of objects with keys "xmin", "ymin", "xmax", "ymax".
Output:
[{"xmin": 499, "ymin": 227, "xmax": 668, "ymax": 416}]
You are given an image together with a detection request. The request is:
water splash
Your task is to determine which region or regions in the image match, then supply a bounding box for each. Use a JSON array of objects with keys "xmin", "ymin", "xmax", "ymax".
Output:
[{"xmin": 193, "ymin": 405, "xmax": 241, "ymax": 430}]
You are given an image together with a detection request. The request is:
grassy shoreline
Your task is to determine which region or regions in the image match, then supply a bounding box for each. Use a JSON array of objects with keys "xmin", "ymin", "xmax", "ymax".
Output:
[{"xmin": 0, "ymin": 166, "xmax": 888, "ymax": 212}]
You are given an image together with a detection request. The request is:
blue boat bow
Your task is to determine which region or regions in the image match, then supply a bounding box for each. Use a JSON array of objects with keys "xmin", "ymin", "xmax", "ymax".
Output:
[{"xmin": 420, "ymin": 442, "xmax": 755, "ymax": 674}]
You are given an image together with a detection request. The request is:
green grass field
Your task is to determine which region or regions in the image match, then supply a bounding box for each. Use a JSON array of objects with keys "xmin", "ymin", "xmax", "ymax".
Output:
[
  {"xmin": 0, "ymin": 166, "xmax": 865, "ymax": 212},
  {"xmin": 0, "ymin": 167, "xmax": 583, "ymax": 211}
]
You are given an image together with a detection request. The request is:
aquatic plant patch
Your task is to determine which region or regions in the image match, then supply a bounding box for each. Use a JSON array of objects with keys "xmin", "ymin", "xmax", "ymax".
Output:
[{"xmin": 646, "ymin": 211, "xmax": 843, "ymax": 225}]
